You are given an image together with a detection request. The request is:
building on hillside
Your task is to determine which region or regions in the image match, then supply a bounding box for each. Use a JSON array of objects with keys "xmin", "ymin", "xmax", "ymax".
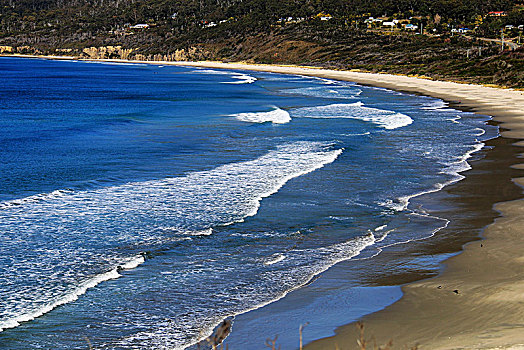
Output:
[
  {"xmin": 404, "ymin": 23, "xmax": 419, "ymax": 31},
  {"xmin": 383, "ymin": 20, "xmax": 399, "ymax": 27},
  {"xmin": 487, "ymin": 11, "xmax": 507, "ymax": 17},
  {"xmin": 316, "ymin": 12, "xmax": 333, "ymax": 21},
  {"xmin": 130, "ymin": 24, "xmax": 149, "ymax": 29}
]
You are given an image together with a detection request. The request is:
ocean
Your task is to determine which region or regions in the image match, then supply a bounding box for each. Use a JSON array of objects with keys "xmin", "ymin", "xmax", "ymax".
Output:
[{"xmin": 0, "ymin": 57, "xmax": 497, "ymax": 349}]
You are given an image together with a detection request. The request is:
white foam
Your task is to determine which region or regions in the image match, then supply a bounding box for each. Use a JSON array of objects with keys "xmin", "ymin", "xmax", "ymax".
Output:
[
  {"xmin": 136, "ymin": 233, "xmax": 376, "ymax": 350},
  {"xmin": 263, "ymin": 254, "xmax": 286, "ymax": 265},
  {"xmin": 446, "ymin": 115, "xmax": 462, "ymax": 124},
  {"xmin": 232, "ymin": 107, "xmax": 291, "ymax": 124},
  {"xmin": 374, "ymin": 225, "xmax": 387, "ymax": 232},
  {"xmin": 364, "ymin": 215, "xmax": 450, "ymax": 261},
  {"xmin": 441, "ymin": 142, "xmax": 484, "ymax": 176},
  {"xmin": 191, "ymin": 69, "xmax": 257, "ymax": 84},
  {"xmin": 378, "ymin": 198, "xmax": 411, "ymax": 212},
  {"xmin": 338, "ymin": 132, "xmax": 371, "ymax": 137},
  {"xmin": 0, "ymin": 142, "xmax": 342, "ymax": 333},
  {"xmin": 192, "ymin": 228, "xmax": 213, "ymax": 236},
  {"xmin": 0, "ymin": 254, "xmax": 145, "ymax": 332},
  {"xmin": 0, "ymin": 189, "xmax": 74, "ymax": 209},
  {"xmin": 120, "ymin": 255, "xmax": 146, "ymax": 270},
  {"xmin": 224, "ymin": 73, "xmax": 257, "ymax": 84},
  {"xmin": 83, "ymin": 61, "xmax": 148, "ymax": 67},
  {"xmin": 379, "ymin": 141, "xmax": 485, "ymax": 212},
  {"xmin": 474, "ymin": 128, "xmax": 486, "ymax": 137},
  {"xmin": 281, "ymin": 86, "xmax": 362, "ymax": 99},
  {"xmin": 191, "ymin": 69, "xmax": 230, "ymax": 75},
  {"xmin": 421, "ymin": 100, "xmax": 449, "ymax": 110},
  {"xmin": 292, "ymin": 102, "xmax": 413, "ymax": 130},
  {"xmin": 421, "ymin": 100, "xmax": 459, "ymax": 113},
  {"xmin": 315, "ymin": 77, "xmax": 337, "ymax": 85}
]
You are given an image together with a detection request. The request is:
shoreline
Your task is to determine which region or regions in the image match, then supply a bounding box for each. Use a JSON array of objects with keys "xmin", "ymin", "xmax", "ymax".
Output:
[
  {"xmin": 133, "ymin": 59, "xmax": 524, "ymax": 349},
  {"xmin": 5, "ymin": 55, "xmax": 524, "ymax": 349},
  {"xmin": 148, "ymin": 60, "xmax": 524, "ymax": 349}
]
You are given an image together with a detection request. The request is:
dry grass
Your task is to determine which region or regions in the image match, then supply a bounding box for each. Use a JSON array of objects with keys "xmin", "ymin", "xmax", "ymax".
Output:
[
  {"xmin": 82, "ymin": 320, "xmax": 419, "ymax": 349},
  {"xmin": 262, "ymin": 321, "xmax": 418, "ymax": 350},
  {"xmin": 265, "ymin": 335, "xmax": 281, "ymax": 350},
  {"xmin": 351, "ymin": 322, "xmax": 418, "ymax": 350}
]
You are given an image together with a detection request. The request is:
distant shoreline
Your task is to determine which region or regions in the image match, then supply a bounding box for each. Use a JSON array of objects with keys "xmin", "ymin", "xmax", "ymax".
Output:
[
  {"xmin": 5, "ymin": 54, "xmax": 524, "ymax": 349},
  {"xmin": 3, "ymin": 53, "xmax": 523, "ymax": 92}
]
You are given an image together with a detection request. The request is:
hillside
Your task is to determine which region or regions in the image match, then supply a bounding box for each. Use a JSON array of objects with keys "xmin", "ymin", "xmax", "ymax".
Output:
[{"xmin": 0, "ymin": 0, "xmax": 523, "ymax": 87}]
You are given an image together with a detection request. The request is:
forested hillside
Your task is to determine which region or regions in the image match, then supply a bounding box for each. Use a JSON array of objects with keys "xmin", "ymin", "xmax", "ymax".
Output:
[{"xmin": 1, "ymin": 0, "xmax": 523, "ymax": 87}]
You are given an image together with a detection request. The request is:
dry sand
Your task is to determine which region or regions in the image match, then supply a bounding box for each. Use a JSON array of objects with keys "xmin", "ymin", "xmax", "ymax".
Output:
[
  {"xmin": 6, "ymin": 56, "xmax": 524, "ymax": 349},
  {"xmin": 160, "ymin": 61, "xmax": 524, "ymax": 349}
]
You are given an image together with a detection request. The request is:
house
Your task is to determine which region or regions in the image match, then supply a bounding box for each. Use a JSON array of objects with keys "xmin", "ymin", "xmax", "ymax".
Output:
[
  {"xmin": 364, "ymin": 17, "xmax": 384, "ymax": 24},
  {"xmin": 383, "ymin": 20, "xmax": 399, "ymax": 27},
  {"xmin": 287, "ymin": 17, "xmax": 305, "ymax": 23},
  {"xmin": 404, "ymin": 23, "xmax": 419, "ymax": 31},
  {"xmin": 487, "ymin": 11, "xmax": 506, "ymax": 17},
  {"xmin": 130, "ymin": 24, "xmax": 149, "ymax": 29},
  {"xmin": 316, "ymin": 12, "xmax": 333, "ymax": 21}
]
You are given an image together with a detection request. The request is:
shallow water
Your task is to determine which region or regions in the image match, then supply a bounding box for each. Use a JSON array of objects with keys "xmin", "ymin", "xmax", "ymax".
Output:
[{"xmin": 0, "ymin": 58, "xmax": 497, "ymax": 349}]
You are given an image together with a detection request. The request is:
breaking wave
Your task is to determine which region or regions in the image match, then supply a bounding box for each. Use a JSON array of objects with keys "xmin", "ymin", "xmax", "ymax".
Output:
[
  {"xmin": 232, "ymin": 107, "xmax": 291, "ymax": 124},
  {"xmin": 292, "ymin": 102, "xmax": 413, "ymax": 130}
]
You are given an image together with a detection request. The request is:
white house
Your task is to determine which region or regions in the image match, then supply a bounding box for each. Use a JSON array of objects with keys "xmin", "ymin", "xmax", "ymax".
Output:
[
  {"xmin": 130, "ymin": 24, "xmax": 149, "ymax": 29},
  {"xmin": 383, "ymin": 20, "xmax": 399, "ymax": 27},
  {"xmin": 404, "ymin": 23, "xmax": 419, "ymax": 31},
  {"xmin": 365, "ymin": 17, "xmax": 383, "ymax": 23}
]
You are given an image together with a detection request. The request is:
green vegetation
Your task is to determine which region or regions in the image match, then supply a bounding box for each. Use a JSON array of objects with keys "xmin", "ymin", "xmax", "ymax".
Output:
[{"xmin": 0, "ymin": 0, "xmax": 522, "ymax": 87}]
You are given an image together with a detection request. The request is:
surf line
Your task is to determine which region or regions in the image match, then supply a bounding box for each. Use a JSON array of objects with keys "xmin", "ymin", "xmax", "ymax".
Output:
[{"xmin": 0, "ymin": 253, "xmax": 147, "ymax": 333}]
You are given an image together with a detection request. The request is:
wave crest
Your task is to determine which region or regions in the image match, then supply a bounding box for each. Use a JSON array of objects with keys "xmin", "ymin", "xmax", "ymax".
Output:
[
  {"xmin": 292, "ymin": 102, "xmax": 413, "ymax": 130},
  {"xmin": 232, "ymin": 107, "xmax": 291, "ymax": 124}
]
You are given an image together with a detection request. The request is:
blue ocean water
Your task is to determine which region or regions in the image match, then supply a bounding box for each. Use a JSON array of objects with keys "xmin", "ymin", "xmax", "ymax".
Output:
[{"xmin": 0, "ymin": 57, "xmax": 496, "ymax": 349}]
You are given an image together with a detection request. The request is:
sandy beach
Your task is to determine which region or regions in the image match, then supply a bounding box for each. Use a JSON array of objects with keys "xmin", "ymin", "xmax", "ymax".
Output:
[
  {"xmin": 159, "ymin": 61, "xmax": 524, "ymax": 349},
  {"xmin": 4, "ymin": 55, "xmax": 524, "ymax": 349}
]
